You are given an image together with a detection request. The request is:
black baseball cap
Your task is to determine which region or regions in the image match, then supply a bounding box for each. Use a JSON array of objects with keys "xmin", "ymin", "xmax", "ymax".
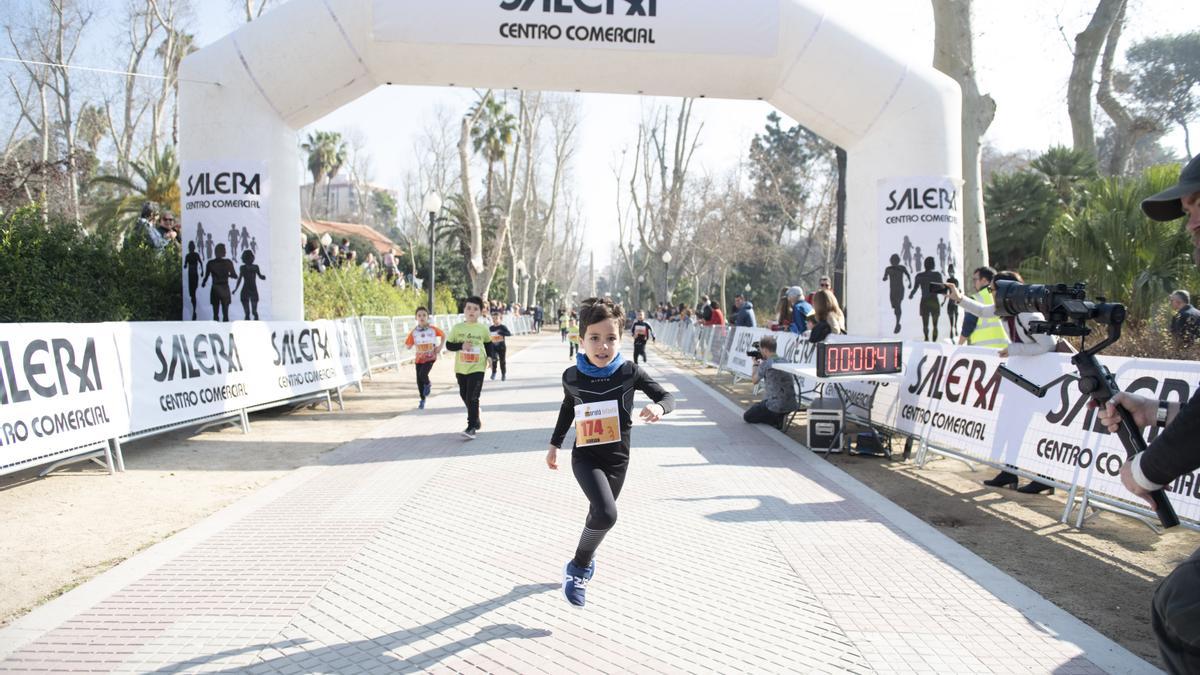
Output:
[{"xmin": 1141, "ymin": 154, "xmax": 1200, "ymax": 222}]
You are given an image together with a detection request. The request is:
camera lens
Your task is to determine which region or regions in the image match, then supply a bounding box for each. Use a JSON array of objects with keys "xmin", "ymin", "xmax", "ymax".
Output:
[{"xmin": 994, "ymin": 280, "xmax": 1050, "ymax": 316}]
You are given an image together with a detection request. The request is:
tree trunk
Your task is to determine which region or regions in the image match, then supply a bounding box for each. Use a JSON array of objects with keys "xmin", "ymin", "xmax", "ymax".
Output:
[
  {"xmin": 932, "ymin": 0, "xmax": 995, "ymax": 275},
  {"xmin": 1096, "ymin": 1, "xmax": 1157, "ymax": 177},
  {"xmin": 458, "ymin": 111, "xmax": 486, "ymax": 291},
  {"xmin": 833, "ymin": 147, "xmax": 848, "ymax": 305},
  {"xmin": 1066, "ymin": 0, "xmax": 1125, "ymax": 162},
  {"xmin": 719, "ymin": 265, "xmax": 728, "ymax": 319}
]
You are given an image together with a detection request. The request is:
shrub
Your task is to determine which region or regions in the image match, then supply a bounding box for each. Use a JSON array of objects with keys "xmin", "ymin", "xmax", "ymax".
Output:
[
  {"xmin": 303, "ymin": 266, "xmax": 457, "ymax": 319},
  {"xmin": 0, "ymin": 205, "xmax": 181, "ymax": 322}
]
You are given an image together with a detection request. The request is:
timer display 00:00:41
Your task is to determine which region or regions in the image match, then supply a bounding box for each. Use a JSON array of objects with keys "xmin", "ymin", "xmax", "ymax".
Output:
[{"xmin": 816, "ymin": 342, "xmax": 903, "ymax": 377}]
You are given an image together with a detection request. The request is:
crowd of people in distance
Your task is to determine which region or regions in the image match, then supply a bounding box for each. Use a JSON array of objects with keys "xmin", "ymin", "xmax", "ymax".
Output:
[{"xmin": 303, "ymin": 234, "xmax": 410, "ymax": 288}]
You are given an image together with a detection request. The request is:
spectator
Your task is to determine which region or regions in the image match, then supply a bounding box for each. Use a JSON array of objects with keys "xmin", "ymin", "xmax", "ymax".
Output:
[
  {"xmin": 698, "ymin": 295, "xmax": 713, "ymax": 323},
  {"xmin": 742, "ymin": 335, "xmax": 798, "ymax": 429},
  {"xmin": 305, "ymin": 241, "xmax": 326, "ymax": 273},
  {"xmin": 681, "ymin": 307, "xmax": 694, "ymax": 326},
  {"xmin": 132, "ymin": 202, "xmax": 167, "ymax": 250},
  {"xmin": 705, "ymin": 300, "xmax": 725, "ymax": 327},
  {"xmin": 1169, "ymin": 290, "xmax": 1200, "ymax": 346},
  {"xmin": 786, "ymin": 286, "xmax": 813, "ymax": 335},
  {"xmin": 806, "ymin": 276, "xmax": 832, "ymax": 304},
  {"xmin": 808, "ymin": 289, "xmax": 845, "ymax": 343},
  {"xmin": 947, "ymin": 270, "xmax": 1057, "ymax": 494},
  {"xmin": 732, "ymin": 293, "xmax": 757, "ymax": 328},
  {"xmin": 772, "ymin": 296, "xmax": 793, "ymax": 332},
  {"xmin": 383, "ymin": 248, "xmax": 399, "ymax": 283},
  {"xmin": 363, "ymin": 252, "xmax": 379, "ymax": 278},
  {"xmin": 158, "ymin": 211, "xmax": 180, "ymax": 248},
  {"xmin": 957, "ymin": 266, "xmax": 1007, "ymax": 349}
]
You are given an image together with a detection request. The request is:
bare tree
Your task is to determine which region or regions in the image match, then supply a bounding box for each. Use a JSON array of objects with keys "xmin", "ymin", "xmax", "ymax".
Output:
[
  {"xmin": 1066, "ymin": 0, "xmax": 1125, "ymax": 161},
  {"xmin": 3, "ymin": 53, "xmax": 52, "ymax": 211},
  {"xmin": 617, "ymin": 99, "xmax": 703, "ymax": 306},
  {"xmin": 527, "ymin": 95, "xmax": 578, "ymax": 308},
  {"xmin": 399, "ymin": 105, "xmax": 460, "ymax": 283},
  {"xmin": 506, "ymin": 91, "xmax": 543, "ymax": 304},
  {"xmin": 933, "ymin": 0, "xmax": 995, "ymax": 276},
  {"xmin": 104, "ymin": 0, "xmax": 158, "ymax": 178},
  {"xmin": 343, "ymin": 126, "xmax": 374, "ymax": 223},
  {"xmin": 146, "ymin": 0, "xmax": 191, "ymax": 155},
  {"xmin": 238, "ymin": 0, "xmax": 275, "ymax": 22},
  {"xmin": 6, "ymin": 0, "xmax": 95, "ymax": 225},
  {"xmin": 457, "ymin": 90, "xmax": 521, "ymax": 299},
  {"xmin": 1095, "ymin": 0, "xmax": 1160, "ymax": 176}
]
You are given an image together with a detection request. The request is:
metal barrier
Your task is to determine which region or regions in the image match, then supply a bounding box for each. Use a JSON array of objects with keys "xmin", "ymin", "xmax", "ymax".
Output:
[
  {"xmin": 358, "ymin": 312, "xmax": 539, "ymax": 374},
  {"xmin": 34, "ymin": 311, "xmax": 541, "ymax": 479}
]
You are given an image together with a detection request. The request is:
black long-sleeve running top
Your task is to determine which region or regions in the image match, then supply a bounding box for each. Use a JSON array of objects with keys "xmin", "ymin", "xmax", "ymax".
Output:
[
  {"xmin": 1141, "ymin": 390, "xmax": 1200, "ymax": 486},
  {"xmin": 630, "ymin": 320, "xmax": 655, "ymax": 343},
  {"xmin": 550, "ymin": 360, "xmax": 675, "ymax": 452}
]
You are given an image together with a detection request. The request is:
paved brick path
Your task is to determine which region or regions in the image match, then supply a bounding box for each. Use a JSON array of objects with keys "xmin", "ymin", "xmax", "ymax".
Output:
[{"xmin": 0, "ymin": 336, "xmax": 1156, "ymax": 673}]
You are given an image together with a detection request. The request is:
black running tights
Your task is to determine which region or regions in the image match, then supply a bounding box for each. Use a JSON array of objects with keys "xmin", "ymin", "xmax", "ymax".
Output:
[
  {"xmin": 571, "ymin": 451, "xmax": 628, "ymax": 568},
  {"xmin": 415, "ymin": 361, "xmax": 434, "ymax": 398}
]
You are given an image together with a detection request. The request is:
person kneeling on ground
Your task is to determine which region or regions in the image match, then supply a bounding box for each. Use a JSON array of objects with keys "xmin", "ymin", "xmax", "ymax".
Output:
[{"xmin": 743, "ymin": 335, "xmax": 798, "ymax": 429}]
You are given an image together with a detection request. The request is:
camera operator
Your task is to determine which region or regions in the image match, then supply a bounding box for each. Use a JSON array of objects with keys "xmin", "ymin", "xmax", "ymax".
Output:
[
  {"xmin": 946, "ymin": 270, "xmax": 1058, "ymax": 493},
  {"xmin": 1097, "ymin": 154, "xmax": 1200, "ymax": 674},
  {"xmin": 743, "ymin": 335, "xmax": 798, "ymax": 429}
]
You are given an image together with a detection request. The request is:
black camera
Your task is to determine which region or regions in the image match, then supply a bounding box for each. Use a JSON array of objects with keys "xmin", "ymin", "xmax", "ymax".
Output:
[
  {"xmin": 992, "ymin": 280, "xmax": 1125, "ymax": 336},
  {"xmin": 990, "ymin": 279, "xmax": 1179, "ymax": 528},
  {"xmin": 746, "ymin": 341, "xmax": 763, "ymax": 361}
]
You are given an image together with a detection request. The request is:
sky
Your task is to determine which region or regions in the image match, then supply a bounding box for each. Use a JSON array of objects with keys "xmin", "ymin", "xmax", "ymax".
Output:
[{"xmin": 11, "ymin": 0, "xmax": 1191, "ymax": 269}]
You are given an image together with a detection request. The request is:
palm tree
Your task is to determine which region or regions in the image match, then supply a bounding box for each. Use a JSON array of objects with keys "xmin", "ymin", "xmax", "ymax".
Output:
[
  {"xmin": 88, "ymin": 145, "xmax": 180, "ymax": 241},
  {"xmin": 1030, "ymin": 145, "xmax": 1099, "ymax": 208},
  {"xmin": 469, "ymin": 94, "xmax": 517, "ymax": 212},
  {"xmin": 1021, "ymin": 164, "xmax": 1196, "ymax": 324},
  {"xmin": 983, "ymin": 171, "xmax": 1060, "ymax": 270},
  {"xmin": 323, "ymin": 134, "xmax": 348, "ymax": 215},
  {"xmin": 300, "ymin": 130, "xmax": 334, "ymax": 214}
]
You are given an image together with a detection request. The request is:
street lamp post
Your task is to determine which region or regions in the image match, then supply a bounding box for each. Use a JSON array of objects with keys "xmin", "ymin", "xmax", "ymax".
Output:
[
  {"xmin": 422, "ymin": 191, "xmax": 443, "ymax": 314},
  {"xmin": 661, "ymin": 250, "xmax": 672, "ymax": 305}
]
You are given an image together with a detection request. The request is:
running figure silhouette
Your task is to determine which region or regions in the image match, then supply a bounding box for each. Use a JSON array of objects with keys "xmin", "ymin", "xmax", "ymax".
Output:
[{"xmin": 881, "ymin": 253, "xmax": 912, "ymax": 334}]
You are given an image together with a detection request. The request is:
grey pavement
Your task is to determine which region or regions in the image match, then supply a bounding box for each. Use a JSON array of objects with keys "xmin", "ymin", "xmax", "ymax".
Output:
[{"xmin": 0, "ymin": 335, "xmax": 1158, "ymax": 674}]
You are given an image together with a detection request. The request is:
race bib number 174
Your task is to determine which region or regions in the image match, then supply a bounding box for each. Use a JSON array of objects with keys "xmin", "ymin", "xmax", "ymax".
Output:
[{"xmin": 574, "ymin": 400, "xmax": 620, "ymax": 447}]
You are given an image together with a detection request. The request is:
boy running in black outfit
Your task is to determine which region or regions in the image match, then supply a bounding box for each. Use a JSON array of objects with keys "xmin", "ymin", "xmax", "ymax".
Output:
[
  {"xmin": 629, "ymin": 310, "xmax": 655, "ymax": 364},
  {"xmin": 486, "ymin": 312, "xmax": 513, "ymax": 381},
  {"xmin": 547, "ymin": 297, "xmax": 675, "ymax": 608}
]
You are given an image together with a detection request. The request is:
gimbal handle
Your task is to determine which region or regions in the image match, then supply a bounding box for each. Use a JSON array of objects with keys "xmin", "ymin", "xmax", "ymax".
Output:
[{"xmin": 1074, "ymin": 352, "xmax": 1179, "ymax": 529}]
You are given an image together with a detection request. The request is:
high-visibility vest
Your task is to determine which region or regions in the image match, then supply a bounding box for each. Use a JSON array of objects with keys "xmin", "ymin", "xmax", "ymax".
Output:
[{"xmin": 968, "ymin": 288, "xmax": 1009, "ymax": 349}]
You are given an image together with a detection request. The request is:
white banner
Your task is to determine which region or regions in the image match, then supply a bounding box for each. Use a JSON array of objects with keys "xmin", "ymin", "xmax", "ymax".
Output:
[
  {"xmin": 116, "ymin": 322, "xmax": 273, "ymax": 434},
  {"xmin": 877, "ymin": 176, "xmax": 964, "ymax": 342},
  {"xmin": 180, "ymin": 161, "xmax": 271, "ymax": 322},
  {"xmin": 373, "ymin": 0, "xmax": 780, "ymax": 57},
  {"xmin": 258, "ymin": 320, "xmax": 359, "ymax": 400},
  {"xmin": 869, "ymin": 342, "xmax": 1200, "ymax": 523},
  {"xmin": 117, "ymin": 320, "xmax": 364, "ymax": 435},
  {"xmin": 334, "ymin": 318, "xmax": 366, "ymax": 384},
  {"xmin": 0, "ymin": 325, "xmax": 130, "ymax": 475},
  {"xmin": 723, "ymin": 327, "xmax": 771, "ymax": 377}
]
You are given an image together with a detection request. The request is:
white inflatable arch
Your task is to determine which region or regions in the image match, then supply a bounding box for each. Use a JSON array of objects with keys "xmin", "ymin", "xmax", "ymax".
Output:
[{"xmin": 179, "ymin": 0, "xmax": 961, "ymax": 338}]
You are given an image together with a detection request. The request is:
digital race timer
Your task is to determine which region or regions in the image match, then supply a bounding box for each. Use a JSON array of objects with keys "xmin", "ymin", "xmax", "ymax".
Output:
[{"xmin": 815, "ymin": 341, "xmax": 903, "ymax": 378}]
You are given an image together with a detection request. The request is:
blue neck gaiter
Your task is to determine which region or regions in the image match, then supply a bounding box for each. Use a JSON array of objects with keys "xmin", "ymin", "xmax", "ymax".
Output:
[{"xmin": 576, "ymin": 352, "xmax": 625, "ymax": 378}]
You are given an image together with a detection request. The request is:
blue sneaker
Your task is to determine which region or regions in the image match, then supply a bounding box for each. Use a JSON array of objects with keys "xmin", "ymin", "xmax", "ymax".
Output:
[
  {"xmin": 562, "ymin": 560, "xmax": 594, "ymax": 607},
  {"xmin": 418, "ymin": 398, "xmax": 426, "ymax": 410}
]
